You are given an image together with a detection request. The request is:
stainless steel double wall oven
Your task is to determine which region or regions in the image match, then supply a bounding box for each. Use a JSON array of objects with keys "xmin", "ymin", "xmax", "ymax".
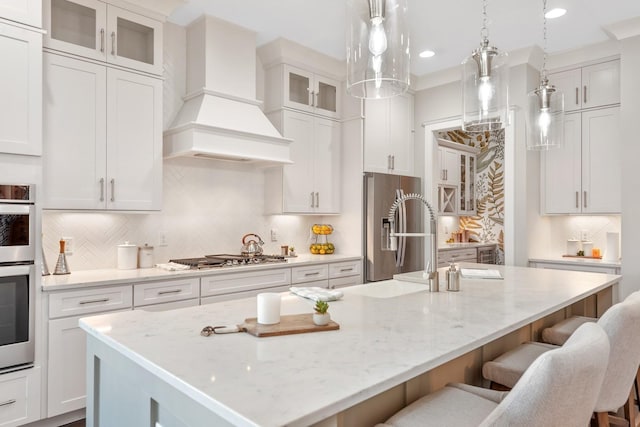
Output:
[{"xmin": 0, "ymin": 184, "xmax": 35, "ymax": 373}]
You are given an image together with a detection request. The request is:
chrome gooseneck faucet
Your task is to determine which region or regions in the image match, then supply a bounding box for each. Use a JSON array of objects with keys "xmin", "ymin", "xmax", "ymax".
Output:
[{"xmin": 387, "ymin": 193, "xmax": 439, "ymax": 292}]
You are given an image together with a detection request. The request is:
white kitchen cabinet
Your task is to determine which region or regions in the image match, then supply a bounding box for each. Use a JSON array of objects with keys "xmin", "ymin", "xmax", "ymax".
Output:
[
  {"xmin": 133, "ymin": 277, "xmax": 199, "ymax": 307},
  {"xmin": 0, "ymin": 0, "xmax": 41, "ymax": 27},
  {"xmin": 43, "ymin": 0, "xmax": 163, "ymax": 75},
  {"xmin": 0, "ymin": 22, "xmax": 42, "ymax": 156},
  {"xmin": 200, "ymin": 268, "xmax": 292, "ymax": 298},
  {"xmin": 328, "ymin": 260, "xmax": 362, "ymax": 289},
  {"xmin": 0, "ymin": 366, "xmax": 41, "ymax": 427},
  {"xmin": 264, "ymin": 64, "xmax": 341, "ymax": 119},
  {"xmin": 264, "ymin": 109, "xmax": 341, "ymax": 214},
  {"xmin": 437, "ymin": 142, "xmax": 477, "ymax": 216},
  {"xmin": 541, "ymin": 107, "xmax": 620, "ymax": 214},
  {"xmin": 549, "ymin": 60, "xmax": 619, "ymax": 112},
  {"xmin": 364, "ymin": 93, "xmax": 415, "ymax": 176},
  {"xmin": 43, "ymin": 52, "xmax": 162, "ymax": 211},
  {"xmin": 438, "ymin": 147, "xmax": 460, "ymax": 186}
]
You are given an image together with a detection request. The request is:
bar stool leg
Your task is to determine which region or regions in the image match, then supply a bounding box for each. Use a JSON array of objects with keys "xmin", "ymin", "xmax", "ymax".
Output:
[
  {"xmin": 625, "ymin": 388, "xmax": 637, "ymax": 427},
  {"xmin": 596, "ymin": 411, "xmax": 611, "ymax": 427}
]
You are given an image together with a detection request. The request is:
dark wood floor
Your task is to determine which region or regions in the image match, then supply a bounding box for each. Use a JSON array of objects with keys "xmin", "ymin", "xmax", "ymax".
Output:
[{"xmin": 61, "ymin": 421, "xmax": 85, "ymax": 427}]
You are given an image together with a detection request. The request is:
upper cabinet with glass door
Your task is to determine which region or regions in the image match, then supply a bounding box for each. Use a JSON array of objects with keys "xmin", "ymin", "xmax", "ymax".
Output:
[
  {"xmin": 43, "ymin": 0, "xmax": 162, "ymax": 75},
  {"xmin": 264, "ymin": 64, "xmax": 341, "ymax": 119}
]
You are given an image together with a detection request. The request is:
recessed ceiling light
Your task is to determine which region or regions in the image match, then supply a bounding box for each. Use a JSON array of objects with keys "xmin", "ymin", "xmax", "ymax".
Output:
[
  {"xmin": 545, "ymin": 8, "xmax": 566, "ymax": 19},
  {"xmin": 419, "ymin": 50, "xmax": 435, "ymax": 58}
]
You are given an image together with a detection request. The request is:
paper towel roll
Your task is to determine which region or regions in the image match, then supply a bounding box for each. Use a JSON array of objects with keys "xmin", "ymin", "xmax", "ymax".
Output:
[{"xmin": 604, "ymin": 232, "xmax": 620, "ymax": 261}]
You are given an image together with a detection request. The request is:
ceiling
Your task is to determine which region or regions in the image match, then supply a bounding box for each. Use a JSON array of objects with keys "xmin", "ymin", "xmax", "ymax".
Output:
[{"xmin": 167, "ymin": 0, "xmax": 640, "ymax": 77}]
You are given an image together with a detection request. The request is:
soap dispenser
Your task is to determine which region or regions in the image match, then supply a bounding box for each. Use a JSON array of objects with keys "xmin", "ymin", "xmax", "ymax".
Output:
[{"xmin": 447, "ymin": 263, "xmax": 460, "ymax": 292}]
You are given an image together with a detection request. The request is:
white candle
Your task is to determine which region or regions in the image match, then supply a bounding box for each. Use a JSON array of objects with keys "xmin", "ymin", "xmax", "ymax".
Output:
[{"xmin": 257, "ymin": 293, "xmax": 281, "ymax": 325}]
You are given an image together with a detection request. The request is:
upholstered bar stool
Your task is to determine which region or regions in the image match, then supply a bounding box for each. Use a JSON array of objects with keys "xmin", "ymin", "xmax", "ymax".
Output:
[
  {"xmin": 482, "ymin": 293, "xmax": 640, "ymax": 427},
  {"xmin": 377, "ymin": 323, "xmax": 609, "ymax": 427}
]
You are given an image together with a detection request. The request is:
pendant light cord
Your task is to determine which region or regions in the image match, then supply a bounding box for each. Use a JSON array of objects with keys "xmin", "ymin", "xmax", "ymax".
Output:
[
  {"xmin": 541, "ymin": 0, "xmax": 548, "ymax": 81},
  {"xmin": 480, "ymin": 0, "xmax": 489, "ymax": 41}
]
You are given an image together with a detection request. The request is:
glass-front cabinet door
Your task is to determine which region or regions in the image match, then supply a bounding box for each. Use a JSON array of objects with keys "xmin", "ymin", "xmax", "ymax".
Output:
[
  {"xmin": 44, "ymin": 0, "xmax": 162, "ymax": 75},
  {"xmin": 458, "ymin": 153, "xmax": 476, "ymax": 215},
  {"xmin": 283, "ymin": 65, "xmax": 341, "ymax": 119},
  {"xmin": 44, "ymin": 0, "xmax": 107, "ymax": 62},
  {"xmin": 314, "ymin": 75, "xmax": 340, "ymax": 118}
]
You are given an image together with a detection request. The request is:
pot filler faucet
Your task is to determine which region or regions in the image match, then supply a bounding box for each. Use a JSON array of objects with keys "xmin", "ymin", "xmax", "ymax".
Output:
[{"xmin": 387, "ymin": 193, "xmax": 439, "ymax": 292}]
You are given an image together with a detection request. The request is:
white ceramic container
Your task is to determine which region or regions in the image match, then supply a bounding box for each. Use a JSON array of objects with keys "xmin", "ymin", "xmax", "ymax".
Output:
[{"xmin": 117, "ymin": 242, "xmax": 138, "ymax": 270}]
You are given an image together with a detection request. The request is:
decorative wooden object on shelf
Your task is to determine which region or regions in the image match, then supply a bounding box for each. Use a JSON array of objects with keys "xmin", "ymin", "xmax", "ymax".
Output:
[{"xmin": 243, "ymin": 314, "xmax": 339, "ymax": 337}]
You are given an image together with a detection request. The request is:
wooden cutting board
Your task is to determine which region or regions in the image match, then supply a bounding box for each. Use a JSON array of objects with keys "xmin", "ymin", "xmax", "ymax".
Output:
[
  {"xmin": 243, "ymin": 313, "xmax": 339, "ymax": 337},
  {"xmin": 562, "ymin": 254, "xmax": 602, "ymax": 259}
]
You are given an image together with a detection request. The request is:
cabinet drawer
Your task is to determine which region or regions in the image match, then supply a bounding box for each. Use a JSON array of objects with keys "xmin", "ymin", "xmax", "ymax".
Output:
[
  {"xmin": 291, "ymin": 265, "xmax": 328, "ymax": 284},
  {"xmin": 200, "ymin": 285, "xmax": 291, "ymax": 305},
  {"xmin": 439, "ymin": 248, "xmax": 477, "ymax": 263},
  {"xmin": 329, "ymin": 275, "xmax": 361, "ymax": 289},
  {"xmin": 200, "ymin": 268, "xmax": 291, "ymax": 297},
  {"xmin": 133, "ymin": 278, "xmax": 199, "ymax": 307},
  {"xmin": 49, "ymin": 285, "xmax": 132, "ymax": 319},
  {"xmin": 0, "ymin": 366, "xmax": 40, "ymax": 426},
  {"xmin": 329, "ymin": 260, "xmax": 361, "ymax": 278}
]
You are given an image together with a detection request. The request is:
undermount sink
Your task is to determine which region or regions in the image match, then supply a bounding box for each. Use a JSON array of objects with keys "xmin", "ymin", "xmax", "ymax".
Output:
[{"xmin": 343, "ymin": 280, "xmax": 429, "ymax": 299}]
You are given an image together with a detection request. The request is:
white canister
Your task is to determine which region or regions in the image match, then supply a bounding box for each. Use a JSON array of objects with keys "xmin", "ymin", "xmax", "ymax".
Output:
[
  {"xmin": 257, "ymin": 293, "xmax": 281, "ymax": 325},
  {"xmin": 117, "ymin": 241, "xmax": 138, "ymax": 269},
  {"xmin": 566, "ymin": 239, "xmax": 580, "ymax": 255},
  {"xmin": 581, "ymin": 241, "xmax": 593, "ymax": 256},
  {"xmin": 138, "ymin": 244, "xmax": 154, "ymax": 268}
]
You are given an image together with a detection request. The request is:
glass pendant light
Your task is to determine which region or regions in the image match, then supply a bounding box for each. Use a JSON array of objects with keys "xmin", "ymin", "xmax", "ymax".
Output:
[
  {"xmin": 346, "ymin": 0, "xmax": 410, "ymax": 99},
  {"xmin": 462, "ymin": 0, "xmax": 509, "ymax": 132},
  {"xmin": 526, "ymin": 0, "xmax": 564, "ymax": 150}
]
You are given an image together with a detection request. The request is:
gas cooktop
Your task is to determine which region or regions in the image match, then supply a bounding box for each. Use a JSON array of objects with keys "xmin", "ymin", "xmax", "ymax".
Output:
[{"xmin": 169, "ymin": 254, "xmax": 287, "ymax": 269}]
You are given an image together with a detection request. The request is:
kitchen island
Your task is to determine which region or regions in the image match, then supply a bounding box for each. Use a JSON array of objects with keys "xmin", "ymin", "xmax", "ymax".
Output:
[{"xmin": 79, "ymin": 265, "xmax": 619, "ymax": 427}]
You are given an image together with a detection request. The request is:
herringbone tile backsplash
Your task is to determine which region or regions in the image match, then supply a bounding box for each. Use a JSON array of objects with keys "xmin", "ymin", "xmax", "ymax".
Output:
[{"xmin": 42, "ymin": 157, "xmax": 318, "ymax": 271}]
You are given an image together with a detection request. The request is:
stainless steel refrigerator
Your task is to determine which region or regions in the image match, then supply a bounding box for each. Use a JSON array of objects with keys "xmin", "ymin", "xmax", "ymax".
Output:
[{"xmin": 363, "ymin": 172, "xmax": 423, "ymax": 282}]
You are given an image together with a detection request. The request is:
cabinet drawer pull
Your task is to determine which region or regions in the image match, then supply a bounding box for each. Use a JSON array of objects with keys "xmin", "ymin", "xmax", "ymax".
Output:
[
  {"xmin": 99, "ymin": 177, "xmax": 105, "ymax": 202},
  {"xmin": 100, "ymin": 28, "xmax": 105, "ymax": 53},
  {"xmin": 79, "ymin": 298, "xmax": 109, "ymax": 305},
  {"xmin": 340, "ymin": 268, "xmax": 354, "ymax": 272},
  {"xmin": 158, "ymin": 289, "xmax": 182, "ymax": 295},
  {"xmin": 304, "ymin": 272, "xmax": 320, "ymax": 276},
  {"xmin": 584, "ymin": 191, "xmax": 587, "ymax": 208},
  {"xmin": 583, "ymin": 85, "xmax": 587, "ymax": 104},
  {"xmin": 111, "ymin": 31, "xmax": 116, "ymax": 55},
  {"xmin": 0, "ymin": 399, "xmax": 16, "ymax": 407},
  {"xmin": 575, "ymin": 191, "xmax": 579, "ymax": 209}
]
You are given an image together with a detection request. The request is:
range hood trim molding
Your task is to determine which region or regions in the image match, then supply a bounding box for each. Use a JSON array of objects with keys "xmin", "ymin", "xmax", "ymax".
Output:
[
  {"xmin": 163, "ymin": 122, "xmax": 293, "ymax": 146},
  {"xmin": 182, "ymin": 88, "xmax": 264, "ymax": 107}
]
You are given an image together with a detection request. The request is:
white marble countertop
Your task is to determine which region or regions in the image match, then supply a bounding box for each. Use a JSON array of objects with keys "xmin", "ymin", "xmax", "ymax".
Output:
[
  {"xmin": 42, "ymin": 254, "xmax": 362, "ymax": 292},
  {"xmin": 529, "ymin": 256, "xmax": 622, "ymax": 268},
  {"xmin": 79, "ymin": 264, "xmax": 620, "ymax": 427},
  {"xmin": 439, "ymin": 242, "xmax": 498, "ymax": 250}
]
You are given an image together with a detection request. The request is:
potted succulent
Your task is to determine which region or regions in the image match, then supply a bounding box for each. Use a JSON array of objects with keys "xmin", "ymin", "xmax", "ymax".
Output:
[{"xmin": 313, "ymin": 300, "xmax": 331, "ymax": 326}]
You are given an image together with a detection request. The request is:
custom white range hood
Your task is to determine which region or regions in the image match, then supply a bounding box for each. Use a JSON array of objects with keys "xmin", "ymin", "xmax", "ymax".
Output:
[{"xmin": 164, "ymin": 16, "xmax": 292, "ymax": 164}]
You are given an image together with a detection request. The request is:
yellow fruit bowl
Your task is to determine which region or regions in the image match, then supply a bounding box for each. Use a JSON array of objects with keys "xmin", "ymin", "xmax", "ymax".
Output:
[
  {"xmin": 309, "ymin": 243, "xmax": 335, "ymax": 255},
  {"xmin": 312, "ymin": 224, "xmax": 333, "ymax": 235}
]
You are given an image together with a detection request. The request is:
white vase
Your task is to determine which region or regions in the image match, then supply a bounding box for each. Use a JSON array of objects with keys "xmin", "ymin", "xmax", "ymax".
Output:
[{"xmin": 313, "ymin": 312, "xmax": 330, "ymax": 326}]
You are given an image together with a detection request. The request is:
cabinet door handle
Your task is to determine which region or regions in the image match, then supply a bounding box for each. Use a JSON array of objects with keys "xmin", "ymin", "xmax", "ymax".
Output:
[
  {"xmin": 387, "ymin": 155, "xmax": 391, "ymax": 169},
  {"xmin": 158, "ymin": 289, "xmax": 182, "ymax": 295},
  {"xmin": 575, "ymin": 191, "xmax": 579, "ymax": 209},
  {"xmin": 111, "ymin": 31, "xmax": 116, "ymax": 55},
  {"xmin": 313, "ymin": 91, "xmax": 318, "ymax": 107},
  {"xmin": 99, "ymin": 178, "xmax": 105, "ymax": 202},
  {"xmin": 304, "ymin": 272, "xmax": 320, "ymax": 276},
  {"xmin": 310, "ymin": 192, "xmax": 314, "ymax": 208},
  {"xmin": 583, "ymin": 85, "xmax": 587, "ymax": 104},
  {"xmin": 79, "ymin": 298, "xmax": 109, "ymax": 305},
  {"xmin": 315, "ymin": 192, "xmax": 319, "ymax": 208},
  {"xmin": 584, "ymin": 191, "xmax": 587, "ymax": 208},
  {"xmin": 0, "ymin": 399, "xmax": 16, "ymax": 407},
  {"xmin": 575, "ymin": 87, "xmax": 579, "ymax": 105},
  {"xmin": 110, "ymin": 179, "xmax": 115, "ymax": 202},
  {"xmin": 391, "ymin": 155, "xmax": 395, "ymax": 170},
  {"xmin": 100, "ymin": 28, "xmax": 105, "ymax": 53}
]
